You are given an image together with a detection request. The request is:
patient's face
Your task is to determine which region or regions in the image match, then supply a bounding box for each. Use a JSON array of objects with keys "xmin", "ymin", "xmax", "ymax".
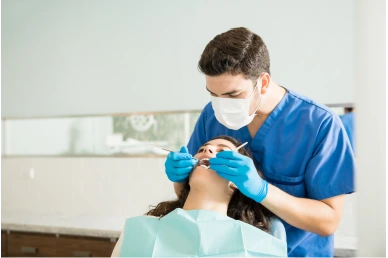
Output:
[
  {"xmin": 193, "ymin": 138, "xmax": 235, "ymax": 160},
  {"xmin": 189, "ymin": 138, "xmax": 236, "ymax": 192}
]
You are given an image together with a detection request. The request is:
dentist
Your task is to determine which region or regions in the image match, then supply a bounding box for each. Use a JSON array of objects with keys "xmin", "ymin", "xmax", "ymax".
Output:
[{"xmin": 165, "ymin": 27, "xmax": 354, "ymax": 257}]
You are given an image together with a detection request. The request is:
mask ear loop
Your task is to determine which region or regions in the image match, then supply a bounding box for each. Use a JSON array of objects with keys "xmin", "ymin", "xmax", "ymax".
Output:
[
  {"xmin": 248, "ymin": 72, "xmax": 267, "ymax": 99},
  {"xmin": 248, "ymin": 80, "xmax": 264, "ymax": 116},
  {"xmin": 248, "ymin": 81, "xmax": 259, "ymax": 98}
]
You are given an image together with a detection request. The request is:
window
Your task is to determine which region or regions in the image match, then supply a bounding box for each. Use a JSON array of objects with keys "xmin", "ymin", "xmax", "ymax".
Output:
[
  {"xmin": 1, "ymin": 105, "xmax": 351, "ymax": 157},
  {"xmin": 1, "ymin": 111, "xmax": 201, "ymax": 156}
]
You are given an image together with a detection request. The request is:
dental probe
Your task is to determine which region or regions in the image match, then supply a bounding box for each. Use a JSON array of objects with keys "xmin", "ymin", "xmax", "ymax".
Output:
[
  {"xmin": 151, "ymin": 145, "xmax": 198, "ymax": 159},
  {"xmin": 234, "ymin": 142, "xmax": 248, "ymax": 151},
  {"xmin": 150, "ymin": 144, "xmax": 174, "ymax": 153},
  {"xmin": 152, "ymin": 144, "xmax": 199, "ymax": 164}
]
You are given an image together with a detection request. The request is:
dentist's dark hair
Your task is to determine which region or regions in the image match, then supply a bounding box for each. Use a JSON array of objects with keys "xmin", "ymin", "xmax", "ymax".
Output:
[
  {"xmin": 146, "ymin": 135, "xmax": 276, "ymax": 233},
  {"xmin": 198, "ymin": 27, "xmax": 271, "ymax": 81}
]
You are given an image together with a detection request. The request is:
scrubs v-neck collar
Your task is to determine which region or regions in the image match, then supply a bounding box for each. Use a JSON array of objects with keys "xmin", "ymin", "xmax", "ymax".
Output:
[{"xmin": 243, "ymin": 87, "xmax": 290, "ymax": 153}]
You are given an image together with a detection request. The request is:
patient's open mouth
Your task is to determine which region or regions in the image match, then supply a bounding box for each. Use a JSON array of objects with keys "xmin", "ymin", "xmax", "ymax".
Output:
[{"xmin": 198, "ymin": 158, "xmax": 210, "ymax": 169}]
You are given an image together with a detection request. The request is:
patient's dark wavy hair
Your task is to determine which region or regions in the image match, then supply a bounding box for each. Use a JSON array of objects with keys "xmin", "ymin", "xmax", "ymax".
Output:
[{"xmin": 146, "ymin": 135, "xmax": 276, "ymax": 233}]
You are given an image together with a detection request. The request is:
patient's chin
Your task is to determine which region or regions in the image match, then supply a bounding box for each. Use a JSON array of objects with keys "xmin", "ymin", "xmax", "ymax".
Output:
[
  {"xmin": 189, "ymin": 165, "xmax": 211, "ymax": 179},
  {"xmin": 191, "ymin": 165, "xmax": 214, "ymax": 175},
  {"xmin": 189, "ymin": 165, "xmax": 227, "ymax": 187}
]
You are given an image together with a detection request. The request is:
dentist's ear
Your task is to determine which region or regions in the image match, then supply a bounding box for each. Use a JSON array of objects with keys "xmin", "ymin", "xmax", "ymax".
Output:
[{"xmin": 259, "ymin": 73, "xmax": 271, "ymax": 95}]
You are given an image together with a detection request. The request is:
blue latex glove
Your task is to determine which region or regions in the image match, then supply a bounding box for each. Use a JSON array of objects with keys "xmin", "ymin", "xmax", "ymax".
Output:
[
  {"xmin": 209, "ymin": 150, "xmax": 268, "ymax": 203},
  {"xmin": 165, "ymin": 146, "xmax": 198, "ymax": 183}
]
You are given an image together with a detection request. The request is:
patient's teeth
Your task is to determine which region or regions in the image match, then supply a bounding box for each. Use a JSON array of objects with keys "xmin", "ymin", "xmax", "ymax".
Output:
[{"xmin": 198, "ymin": 158, "xmax": 210, "ymax": 169}]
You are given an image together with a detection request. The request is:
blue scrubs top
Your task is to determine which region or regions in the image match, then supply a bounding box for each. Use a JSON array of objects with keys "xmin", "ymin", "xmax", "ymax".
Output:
[
  {"xmin": 340, "ymin": 112, "xmax": 355, "ymax": 151},
  {"xmin": 187, "ymin": 88, "xmax": 355, "ymax": 257}
]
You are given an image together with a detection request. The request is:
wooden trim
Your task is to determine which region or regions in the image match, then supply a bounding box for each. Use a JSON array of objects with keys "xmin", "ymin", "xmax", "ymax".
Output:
[
  {"xmin": 2, "ymin": 231, "xmax": 7, "ymax": 257},
  {"xmin": 3, "ymin": 231, "xmax": 117, "ymax": 257}
]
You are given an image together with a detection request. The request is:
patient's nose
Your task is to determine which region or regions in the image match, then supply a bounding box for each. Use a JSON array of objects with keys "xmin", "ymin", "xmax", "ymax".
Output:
[{"xmin": 203, "ymin": 145, "xmax": 216, "ymax": 154}]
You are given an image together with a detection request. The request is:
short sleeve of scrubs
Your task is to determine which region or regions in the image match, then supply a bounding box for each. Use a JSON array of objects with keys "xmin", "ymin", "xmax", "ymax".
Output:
[{"xmin": 305, "ymin": 114, "xmax": 355, "ymax": 200}]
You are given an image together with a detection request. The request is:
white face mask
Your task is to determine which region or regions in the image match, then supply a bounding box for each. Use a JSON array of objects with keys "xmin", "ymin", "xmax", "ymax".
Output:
[{"xmin": 211, "ymin": 81, "xmax": 263, "ymax": 130}]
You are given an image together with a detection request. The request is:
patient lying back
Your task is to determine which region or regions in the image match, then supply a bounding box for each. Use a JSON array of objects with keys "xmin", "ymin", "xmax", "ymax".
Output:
[{"xmin": 112, "ymin": 136, "xmax": 287, "ymax": 257}]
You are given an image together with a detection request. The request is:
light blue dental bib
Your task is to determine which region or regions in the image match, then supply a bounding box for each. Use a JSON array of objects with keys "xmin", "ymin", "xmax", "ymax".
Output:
[{"xmin": 120, "ymin": 208, "xmax": 287, "ymax": 257}]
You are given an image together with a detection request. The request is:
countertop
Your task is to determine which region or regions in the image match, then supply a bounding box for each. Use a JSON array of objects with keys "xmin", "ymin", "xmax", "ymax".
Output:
[
  {"xmin": 1, "ymin": 211, "xmax": 125, "ymax": 239},
  {"xmin": 1, "ymin": 211, "xmax": 357, "ymax": 255}
]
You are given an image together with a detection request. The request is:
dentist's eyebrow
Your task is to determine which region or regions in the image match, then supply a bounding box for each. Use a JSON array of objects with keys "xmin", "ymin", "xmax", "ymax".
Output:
[{"xmin": 206, "ymin": 87, "xmax": 242, "ymax": 96}]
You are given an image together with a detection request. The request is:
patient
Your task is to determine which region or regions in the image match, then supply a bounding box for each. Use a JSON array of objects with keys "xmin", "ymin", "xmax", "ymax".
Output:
[
  {"xmin": 148, "ymin": 135, "xmax": 276, "ymax": 232},
  {"xmin": 112, "ymin": 136, "xmax": 287, "ymax": 257}
]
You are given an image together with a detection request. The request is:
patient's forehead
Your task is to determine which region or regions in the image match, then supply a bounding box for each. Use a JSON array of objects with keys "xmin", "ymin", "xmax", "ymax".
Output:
[{"xmin": 203, "ymin": 139, "xmax": 236, "ymax": 150}]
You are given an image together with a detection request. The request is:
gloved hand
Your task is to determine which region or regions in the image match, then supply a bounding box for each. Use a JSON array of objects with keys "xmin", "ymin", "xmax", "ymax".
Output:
[
  {"xmin": 165, "ymin": 146, "xmax": 198, "ymax": 183},
  {"xmin": 209, "ymin": 150, "xmax": 268, "ymax": 203}
]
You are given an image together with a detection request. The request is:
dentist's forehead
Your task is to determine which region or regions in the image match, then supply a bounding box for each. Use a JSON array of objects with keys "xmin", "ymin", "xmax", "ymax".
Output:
[{"xmin": 205, "ymin": 74, "xmax": 251, "ymax": 94}]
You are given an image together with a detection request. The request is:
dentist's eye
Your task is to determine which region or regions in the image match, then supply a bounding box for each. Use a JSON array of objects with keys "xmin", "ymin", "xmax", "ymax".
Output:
[{"xmin": 230, "ymin": 92, "xmax": 242, "ymax": 97}]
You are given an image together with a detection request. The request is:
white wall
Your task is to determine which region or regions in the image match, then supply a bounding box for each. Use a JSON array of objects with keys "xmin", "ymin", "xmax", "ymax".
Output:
[
  {"xmin": 2, "ymin": 0, "xmax": 355, "ymax": 118},
  {"xmin": 1, "ymin": 157, "xmax": 174, "ymax": 217},
  {"xmin": 354, "ymin": 0, "xmax": 386, "ymax": 256}
]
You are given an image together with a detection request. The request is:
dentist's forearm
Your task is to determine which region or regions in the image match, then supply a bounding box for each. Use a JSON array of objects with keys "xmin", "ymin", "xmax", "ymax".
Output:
[{"xmin": 261, "ymin": 184, "xmax": 340, "ymax": 236}]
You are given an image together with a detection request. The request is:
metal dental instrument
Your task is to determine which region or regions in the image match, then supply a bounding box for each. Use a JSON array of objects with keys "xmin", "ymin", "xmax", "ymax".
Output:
[
  {"xmin": 152, "ymin": 142, "xmax": 247, "ymax": 154},
  {"xmin": 234, "ymin": 142, "xmax": 248, "ymax": 151},
  {"xmin": 151, "ymin": 144, "xmax": 198, "ymax": 162},
  {"xmin": 198, "ymin": 158, "xmax": 210, "ymax": 169},
  {"xmin": 151, "ymin": 144, "xmax": 174, "ymax": 153}
]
